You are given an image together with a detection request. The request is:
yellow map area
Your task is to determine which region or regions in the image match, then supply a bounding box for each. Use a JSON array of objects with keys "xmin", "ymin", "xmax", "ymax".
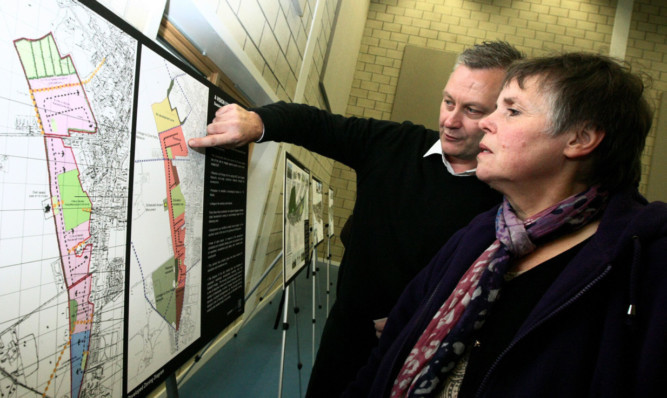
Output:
[{"xmin": 151, "ymin": 97, "xmax": 180, "ymax": 134}]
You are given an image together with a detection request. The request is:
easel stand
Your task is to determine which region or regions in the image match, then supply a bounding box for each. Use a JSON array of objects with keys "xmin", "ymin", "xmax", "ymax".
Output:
[
  {"xmin": 277, "ymin": 283, "xmax": 290, "ymax": 398},
  {"xmin": 166, "ymin": 372, "xmax": 179, "ymax": 398},
  {"xmin": 311, "ymin": 245, "xmax": 318, "ymax": 365},
  {"xmin": 277, "ymin": 277, "xmax": 304, "ymax": 398},
  {"xmin": 326, "ymin": 234, "xmax": 334, "ymax": 314},
  {"xmin": 246, "ymin": 251, "xmax": 283, "ymax": 302}
]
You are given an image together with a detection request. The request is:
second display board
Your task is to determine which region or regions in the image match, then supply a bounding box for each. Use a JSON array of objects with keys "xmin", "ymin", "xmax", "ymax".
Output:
[
  {"xmin": 282, "ymin": 152, "xmax": 335, "ymax": 288},
  {"xmin": 283, "ymin": 153, "xmax": 310, "ymax": 288}
]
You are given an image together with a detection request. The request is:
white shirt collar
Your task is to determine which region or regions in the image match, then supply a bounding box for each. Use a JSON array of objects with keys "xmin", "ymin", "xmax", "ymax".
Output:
[{"xmin": 423, "ymin": 141, "xmax": 476, "ymax": 177}]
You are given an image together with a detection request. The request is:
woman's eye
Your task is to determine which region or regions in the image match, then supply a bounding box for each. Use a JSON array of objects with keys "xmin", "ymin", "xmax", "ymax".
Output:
[{"xmin": 508, "ymin": 108, "xmax": 520, "ymax": 116}]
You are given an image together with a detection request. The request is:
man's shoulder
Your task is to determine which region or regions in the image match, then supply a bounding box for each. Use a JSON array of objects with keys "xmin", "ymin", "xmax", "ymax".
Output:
[
  {"xmin": 387, "ymin": 120, "xmax": 438, "ymax": 138},
  {"xmin": 369, "ymin": 120, "xmax": 439, "ymax": 150}
]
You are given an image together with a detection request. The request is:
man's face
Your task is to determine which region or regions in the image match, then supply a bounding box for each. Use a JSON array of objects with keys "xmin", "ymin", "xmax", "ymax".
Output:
[{"xmin": 439, "ymin": 65, "xmax": 506, "ymax": 165}]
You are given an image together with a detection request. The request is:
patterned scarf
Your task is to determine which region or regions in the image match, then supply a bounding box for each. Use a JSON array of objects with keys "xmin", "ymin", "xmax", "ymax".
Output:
[{"xmin": 391, "ymin": 186, "xmax": 608, "ymax": 398}]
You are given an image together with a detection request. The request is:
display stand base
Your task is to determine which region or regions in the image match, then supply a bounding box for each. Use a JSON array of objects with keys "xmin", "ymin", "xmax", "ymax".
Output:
[{"xmin": 165, "ymin": 372, "xmax": 179, "ymax": 398}]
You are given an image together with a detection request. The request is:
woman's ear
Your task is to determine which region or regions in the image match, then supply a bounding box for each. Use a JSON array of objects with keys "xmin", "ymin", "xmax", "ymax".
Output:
[{"xmin": 564, "ymin": 125, "xmax": 605, "ymax": 159}]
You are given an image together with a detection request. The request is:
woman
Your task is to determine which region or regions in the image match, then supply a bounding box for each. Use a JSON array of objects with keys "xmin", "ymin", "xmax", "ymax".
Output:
[{"xmin": 344, "ymin": 53, "xmax": 667, "ymax": 397}]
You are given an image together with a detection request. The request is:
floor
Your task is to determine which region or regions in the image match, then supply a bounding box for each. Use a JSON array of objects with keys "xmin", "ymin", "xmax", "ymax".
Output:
[{"xmin": 177, "ymin": 259, "xmax": 337, "ymax": 397}]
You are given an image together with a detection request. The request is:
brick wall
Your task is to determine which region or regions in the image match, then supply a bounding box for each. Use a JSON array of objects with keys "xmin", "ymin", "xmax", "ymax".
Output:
[
  {"xmin": 202, "ymin": 0, "xmax": 666, "ymax": 265},
  {"xmin": 328, "ymin": 0, "xmax": 667, "ymax": 262},
  {"xmin": 626, "ymin": 0, "xmax": 667, "ymax": 193},
  {"xmin": 211, "ymin": 0, "xmax": 330, "ymax": 104},
  {"xmin": 202, "ymin": 0, "xmax": 340, "ymax": 298}
]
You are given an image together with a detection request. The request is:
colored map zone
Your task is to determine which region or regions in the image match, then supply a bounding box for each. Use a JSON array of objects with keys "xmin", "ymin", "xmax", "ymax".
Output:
[
  {"xmin": 151, "ymin": 87, "xmax": 188, "ymax": 330},
  {"xmin": 14, "ymin": 33, "xmax": 97, "ymax": 398}
]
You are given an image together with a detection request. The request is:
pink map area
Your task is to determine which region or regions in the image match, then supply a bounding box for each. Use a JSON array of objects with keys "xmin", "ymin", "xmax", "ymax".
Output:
[
  {"xmin": 159, "ymin": 126, "xmax": 188, "ymax": 329},
  {"xmin": 14, "ymin": 33, "xmax": 96, "ymax": 398},
  {"xmin": 31, "ymin": 74, "xmax": 96, "ymax": 136}
]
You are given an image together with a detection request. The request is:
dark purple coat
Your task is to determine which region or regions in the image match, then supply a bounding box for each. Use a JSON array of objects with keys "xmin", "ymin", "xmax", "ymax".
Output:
[{"xmin": 344, "ymin": 189, "xmax": 667, "ymax": 397}]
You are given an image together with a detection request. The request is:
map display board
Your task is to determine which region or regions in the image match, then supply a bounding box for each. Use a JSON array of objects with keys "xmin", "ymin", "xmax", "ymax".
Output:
[
  {"xmin": 328, "ymin": 187, "xmax": 335, "ymax": 237},
  {"xmin": 311, "ymin": 176, "xmax": 324, "ymax": 246},
  {"xmin": 283, "ymin": 153, "xmax": 309, "ymax": 288},
  {"xmin": 126, "ymin": 45, "xmax": 209, "ymax": 395},
  {"xmin": 0, "ymin": 1, "xmax": 246, "ymax": 397}
]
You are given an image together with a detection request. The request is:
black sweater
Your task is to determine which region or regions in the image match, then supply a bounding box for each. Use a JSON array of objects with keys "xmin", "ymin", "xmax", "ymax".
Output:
[{"xmin": 254, "ymin": 101, "xmax": 502, "ymax": 319}]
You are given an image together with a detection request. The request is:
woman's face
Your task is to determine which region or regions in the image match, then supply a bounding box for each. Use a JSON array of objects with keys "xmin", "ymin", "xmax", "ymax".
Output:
[{"xmin": 476, "ymin": 77, "xmax": 572, "ymax": 193}]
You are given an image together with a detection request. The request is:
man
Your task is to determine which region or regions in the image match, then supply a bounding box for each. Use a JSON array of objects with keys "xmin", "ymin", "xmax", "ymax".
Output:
[{"xmin": 189, "ymin": 41, "xmax": 523, "ymax": 397}]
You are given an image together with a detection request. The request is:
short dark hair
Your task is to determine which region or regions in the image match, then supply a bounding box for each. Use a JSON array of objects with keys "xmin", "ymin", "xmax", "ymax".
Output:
[
  {"xmin": 504, "ymin": 53, "xmax": 653, "ymax": 192},
  {"xmin": 456, "ymin": 41, "xmax": 525, "ymax": 70}
]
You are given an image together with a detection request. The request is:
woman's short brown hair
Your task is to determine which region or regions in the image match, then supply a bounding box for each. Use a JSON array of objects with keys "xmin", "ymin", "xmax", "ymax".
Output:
[{"xmin": 504, "ymin": 53, "xmax": 653, "ymax": 192}]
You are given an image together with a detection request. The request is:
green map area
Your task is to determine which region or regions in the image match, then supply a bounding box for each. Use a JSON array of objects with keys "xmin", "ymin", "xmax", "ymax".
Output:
[
  {"xmin": 152, "ymin": 257, "xmax": 179, "ymax": 326},
  {"xmin": 57, "ymin": 170, "xmax": 92, "ymax": 231},
  {"xmin": 171, "ymin": 185, "xmax": 185, "ymax": 219},
  {"xmin": 14, "ymin": 35, "xmax": 75, "ymax": 79}
]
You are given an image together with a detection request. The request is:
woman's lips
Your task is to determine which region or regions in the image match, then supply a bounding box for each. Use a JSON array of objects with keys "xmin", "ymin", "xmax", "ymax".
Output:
[{"xmin": 479, "ymin": 143, "xmax": 492, "ymax": 153}]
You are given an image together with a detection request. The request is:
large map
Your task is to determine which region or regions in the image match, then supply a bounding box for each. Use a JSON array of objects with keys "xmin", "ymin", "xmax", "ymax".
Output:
[
  {"xmin": 0, "ymin": 1, "xmax": 135, "ymax": 397},
  {"xmin": 0, "ymin": 1, "xmax": 246, "ymax": 397}
]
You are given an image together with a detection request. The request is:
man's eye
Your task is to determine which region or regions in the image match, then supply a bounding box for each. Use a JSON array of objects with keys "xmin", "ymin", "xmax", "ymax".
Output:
[
  {"xmin": 465, "ymin": 107, "xmax": 485, "ymax": 118},
  {"xmin": 508, "ymin": 108, "xmax": 520, "ymax": 116}
]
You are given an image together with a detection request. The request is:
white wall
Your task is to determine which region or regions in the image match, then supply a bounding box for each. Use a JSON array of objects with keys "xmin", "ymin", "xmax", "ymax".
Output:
[{"xmin": 321, "ymin": 0, "xmax": 370, "ymax": 115}]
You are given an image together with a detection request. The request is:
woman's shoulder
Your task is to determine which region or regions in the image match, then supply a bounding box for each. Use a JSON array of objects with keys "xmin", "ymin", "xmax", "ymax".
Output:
[
  {"xmin": 626, "ymin": 196, "xmax": 667, "ymax": 239},
  {"xmin": 600, "ymin": 190, "xmax": 667, "ymax": 250}
]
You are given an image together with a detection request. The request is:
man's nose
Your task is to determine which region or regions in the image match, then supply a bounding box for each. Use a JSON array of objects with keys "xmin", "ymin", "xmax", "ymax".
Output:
[{"xmin": 442, "ymin": 109, "xmax": 463, "ymax": 128}]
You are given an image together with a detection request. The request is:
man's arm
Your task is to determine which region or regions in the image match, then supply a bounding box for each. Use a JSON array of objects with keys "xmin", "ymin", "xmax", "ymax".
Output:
[
  {"xmin": 190, "ymin": 101, "xmax": 422, "ymax": 171},
  {"xmin": 188, "ymin": 104, "xmax": 264, "ymax": 148}
]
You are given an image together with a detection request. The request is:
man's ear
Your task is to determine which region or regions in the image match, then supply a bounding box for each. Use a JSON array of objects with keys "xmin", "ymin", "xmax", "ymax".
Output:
[{"xmin": 564, "ymin": 125, "xmax": 605, "ymax": 159}]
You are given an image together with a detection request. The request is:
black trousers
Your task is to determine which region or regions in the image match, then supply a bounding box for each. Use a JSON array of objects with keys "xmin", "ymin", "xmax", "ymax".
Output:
[{"xmin": 306, "ymin": 301, "xmax": 379, "ymax": 397}]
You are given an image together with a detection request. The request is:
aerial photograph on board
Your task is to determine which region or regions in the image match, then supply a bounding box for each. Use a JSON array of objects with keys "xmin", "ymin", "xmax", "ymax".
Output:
[
  {"xmin": 311, "ymin": 178, "xmax": 324, "ymax": 245},
  {"xmin": 284, "ymin": 157, "xmax": 309, "ymax": 284}
]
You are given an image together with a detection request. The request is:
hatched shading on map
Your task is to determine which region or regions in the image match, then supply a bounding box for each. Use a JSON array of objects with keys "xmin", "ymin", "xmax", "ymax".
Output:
[{"xmin": 14, "ymin": 33, "xmax": 95, "ymax": 398}]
